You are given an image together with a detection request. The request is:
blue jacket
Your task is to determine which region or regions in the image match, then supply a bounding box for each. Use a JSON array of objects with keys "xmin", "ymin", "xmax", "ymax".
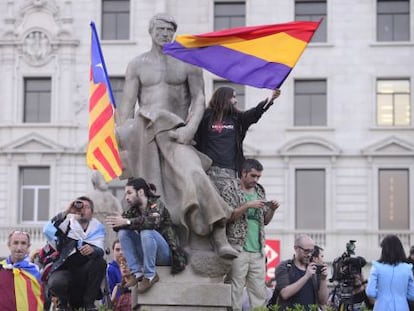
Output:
[
  {"xmin": 366, "ymin": 261, "xmax": 414, "ymax": 311},
  {"xmin": 106, "ymin": 260, "xmax": 121, "ymax": 298}
]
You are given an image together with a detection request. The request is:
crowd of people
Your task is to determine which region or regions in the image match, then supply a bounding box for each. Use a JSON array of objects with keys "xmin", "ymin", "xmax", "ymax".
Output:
[{"xmin": 4, "ymin": 222, "xmax": 414, "ymax": 311}]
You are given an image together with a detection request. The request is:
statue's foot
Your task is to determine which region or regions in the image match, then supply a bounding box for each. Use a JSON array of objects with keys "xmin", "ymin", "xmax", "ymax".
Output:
[{"xmin": 217, "ymin": 245, "xmax": 239, "ymax": 259}]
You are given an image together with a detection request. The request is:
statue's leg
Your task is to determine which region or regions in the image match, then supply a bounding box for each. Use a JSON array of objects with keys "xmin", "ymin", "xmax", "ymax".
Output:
[
  {"xmin": 189, "ymin": 208, "xmax": 210, "ymax": 236},
  {"xmin": 212, "ymin": 219, "xmax": 239, "ymax": 259}
]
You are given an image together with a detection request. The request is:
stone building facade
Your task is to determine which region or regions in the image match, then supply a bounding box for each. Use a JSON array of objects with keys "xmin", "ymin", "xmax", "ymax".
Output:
[{"xmin": 0, "ymin": 0, "xmax": 413, "ymax": 264}]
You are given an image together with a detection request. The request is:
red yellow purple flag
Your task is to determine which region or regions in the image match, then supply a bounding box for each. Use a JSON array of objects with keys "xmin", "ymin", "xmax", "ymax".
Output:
[
  {"xmin": 0, "ymin": 267, "xmax": 43, "ymax": 311},
  {"xmin": 87, "ymin": 22, "xmax": 122, "ymax": 182},
  {"xmin": 163, "ymin": 20, "xmax": 321, "ymax": 89}
]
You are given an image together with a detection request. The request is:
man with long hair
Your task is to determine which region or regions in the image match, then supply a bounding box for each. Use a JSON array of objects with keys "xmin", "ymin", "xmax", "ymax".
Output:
[
  {"xmin": 106, "ymin": 177, "xmax": 186, "ymax": 293},
  {"xmin": 196, "ymin": 86, "xmax": 280, "ymax": 193}
]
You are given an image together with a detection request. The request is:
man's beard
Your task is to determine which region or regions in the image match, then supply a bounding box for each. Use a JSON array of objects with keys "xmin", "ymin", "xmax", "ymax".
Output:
[{"xmin": 130, "ymin": 197, "xmax": 144, "ymax": 212}]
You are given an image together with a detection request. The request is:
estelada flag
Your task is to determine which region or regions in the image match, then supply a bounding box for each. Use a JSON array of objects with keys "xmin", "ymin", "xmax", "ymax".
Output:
[
  {"xmin": 163, "ymin": 20, "xmax": 321, "ymax": 89},
  {"xmin": 86, "ymin": 22, "xmax": 122, "ymax": 182},
  {"xmin": 0, "ymin": 266, "xmax": 43, "ymax": 311}
]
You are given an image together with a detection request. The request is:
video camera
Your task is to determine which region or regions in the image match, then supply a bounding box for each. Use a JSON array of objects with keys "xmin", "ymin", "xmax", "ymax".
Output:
[
  {"xmin": 330, "ymin": 240, "xmax": 367, "ymax": 305},
  {"xmin": 330, "ymin": 240, "xmax": 366, "ymax": 282}
]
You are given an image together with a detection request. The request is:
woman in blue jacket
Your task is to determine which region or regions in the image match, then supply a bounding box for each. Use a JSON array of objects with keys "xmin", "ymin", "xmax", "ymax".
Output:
[{"xmin": 366, "ymin": 234, "xmax": 414, "ymax": 310}]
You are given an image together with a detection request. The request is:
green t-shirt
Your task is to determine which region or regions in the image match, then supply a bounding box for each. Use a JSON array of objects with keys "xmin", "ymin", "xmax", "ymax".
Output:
[{"xmin": 243, "ymin": 192, "xmax": 261, "ymax": 253}]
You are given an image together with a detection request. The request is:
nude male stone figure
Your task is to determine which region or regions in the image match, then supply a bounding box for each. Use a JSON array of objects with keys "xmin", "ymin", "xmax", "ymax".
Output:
[{"xmin": 116, "ymin": 13, "xmax": 238, "ymax": 261}]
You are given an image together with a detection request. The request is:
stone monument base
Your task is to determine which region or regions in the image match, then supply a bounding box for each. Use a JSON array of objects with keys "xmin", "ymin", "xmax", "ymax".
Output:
[{"xmin": 132, "ymin": 266, "xmax": 231, "ymax": 310}]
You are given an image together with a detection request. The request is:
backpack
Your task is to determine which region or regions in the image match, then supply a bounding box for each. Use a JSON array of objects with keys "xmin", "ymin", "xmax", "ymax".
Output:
[
  {"xmin": 267, "ymin": 259, "xmax": 293, "ymax": 309},
  {"xmin": 37, "ymin": 243, "xmax": 59, "ymax": 282}
]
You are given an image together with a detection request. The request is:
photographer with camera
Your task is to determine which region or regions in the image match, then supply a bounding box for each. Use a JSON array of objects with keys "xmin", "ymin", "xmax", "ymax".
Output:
[
  {"xmin": 270, "ymin": 234, "xmax": 329, "ymax": 311},
  {"xmin": 328, "ymin": 240, "xmax": 372, "ymax": 311},
  {"xmin": 43, "ymin": 196, "xmax": 106, "ymax": 311}
]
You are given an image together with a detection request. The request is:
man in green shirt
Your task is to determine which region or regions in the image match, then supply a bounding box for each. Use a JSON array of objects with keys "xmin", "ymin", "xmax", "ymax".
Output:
[{"xmin": 222, "ymin": 159, "xmax": 280, "ymax": 311}]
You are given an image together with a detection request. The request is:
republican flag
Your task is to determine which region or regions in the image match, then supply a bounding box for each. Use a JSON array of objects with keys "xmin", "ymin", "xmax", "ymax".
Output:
[
  {"xmin": 163, "ymin": 20, "xmax": 321, "ymax": 89},
  {"xmin": 0, "ymin": 266, "xmax": 43, "ymax": 311},
  {"xmin": 87, "ymin": 22, "xmax": 122, "ymax": 182}
]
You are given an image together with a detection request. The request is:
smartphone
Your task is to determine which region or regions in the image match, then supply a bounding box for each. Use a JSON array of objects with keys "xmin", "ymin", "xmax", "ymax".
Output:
[{"xmin": 264, "ymin": 201, "xmax": 273, "ymax": 207}]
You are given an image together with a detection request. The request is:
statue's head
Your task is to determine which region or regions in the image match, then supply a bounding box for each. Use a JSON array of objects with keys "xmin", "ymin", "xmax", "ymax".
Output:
[
  {"xmin": 91, "ymin": 171, "xmax": 109, "ymax": 191},
  {"xmin": 149, "ymin": 13, "xmax": 177, "ymax": 32},
  {"xmin": 148, "ymin": 13, "xmax": 177, "ymax": 46}
]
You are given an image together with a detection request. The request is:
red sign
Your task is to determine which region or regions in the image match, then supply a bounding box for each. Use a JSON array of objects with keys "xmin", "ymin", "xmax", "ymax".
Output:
[{"xmin": 265, "ymin": 239, "xmax": 280, "ymax": 282}]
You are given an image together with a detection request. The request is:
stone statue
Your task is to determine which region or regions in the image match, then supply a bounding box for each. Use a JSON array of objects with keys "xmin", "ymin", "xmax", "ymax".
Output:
[
  {"xmin": 115, "ymin": 13, "xmax": 238, "ymax": 268},
  {"xmin": 87, "ymin": 171, "xmax": 123, "ymax": 253}
]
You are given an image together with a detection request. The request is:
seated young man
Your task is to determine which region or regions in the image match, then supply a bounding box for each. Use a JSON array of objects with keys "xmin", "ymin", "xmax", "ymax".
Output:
[{"xmin": 106, "ymin": 177, "xmax": 186, "ymax": 293}]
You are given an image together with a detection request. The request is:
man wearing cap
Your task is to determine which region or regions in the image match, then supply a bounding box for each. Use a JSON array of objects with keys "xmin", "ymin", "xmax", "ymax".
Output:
[{"xmin": 43, "ymin": 196, "xmax": 106, "ymax": 311}]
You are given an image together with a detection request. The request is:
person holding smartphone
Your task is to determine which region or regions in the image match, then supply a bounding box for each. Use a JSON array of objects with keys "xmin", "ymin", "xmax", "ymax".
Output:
[{"xmin": 222, "ymin": 158, "xmax": 280, "ymax": 311}]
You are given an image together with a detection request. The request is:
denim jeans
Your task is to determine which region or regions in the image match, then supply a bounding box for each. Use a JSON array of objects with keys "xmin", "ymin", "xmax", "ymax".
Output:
[{"xmin": 118, "ymin": 229, "xmax": 171, "ymax": 278}]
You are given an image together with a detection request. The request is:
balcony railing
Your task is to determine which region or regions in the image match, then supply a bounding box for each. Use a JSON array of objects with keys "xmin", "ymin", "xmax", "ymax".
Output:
[{"xmin": 1, "ymin": 225, "xmax": 412, "ymax": 262}]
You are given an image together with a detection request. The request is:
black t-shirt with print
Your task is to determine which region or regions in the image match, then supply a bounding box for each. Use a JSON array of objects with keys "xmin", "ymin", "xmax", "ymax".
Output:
[{"xmin": 204, "ymin": 117, "xmax": 236, "ymax": 169}]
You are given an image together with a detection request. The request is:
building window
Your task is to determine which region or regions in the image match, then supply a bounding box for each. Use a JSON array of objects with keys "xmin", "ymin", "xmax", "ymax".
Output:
[
  {"xmin": 295, "ymin": 169, "xmax": 325, "ymax": 229},
  {"xmin": 377, "ymin": 79, "xmax": 410, "ymax": 126},
  {"xmin": 214, "ymin": 2, "xmax": 245, "ymax": 30},
  {"xmin": 294, "ymin": 79, "xmax": 327, "ymax": 126},
  {"xmin": 379, "ymin": 169, "xmax": 409, "ymax": 230},
  {"xmin": 377, "ymin": 0, "xmax": 410, "ymax": 42},
  {"xmin": 20, "ymin": 167, "xmax": 50, "ymax": 223},
  {"xmin": 213, "ymin": 80, "xmax": 245, "ymax": 110},
  {"xmin": 24, "ymin": 78, "xmax": 51, "ymax": 123},
  {"xmin": 295, "ymin": 0, "xmax": 327, "ymax": 42},
  {"xmin": 102, "ymin": 0, "xmax": 130, "ymax": 40},
  {"xmin": 110, "ymin": 77, "xmax": 125, "ymax": 107}
]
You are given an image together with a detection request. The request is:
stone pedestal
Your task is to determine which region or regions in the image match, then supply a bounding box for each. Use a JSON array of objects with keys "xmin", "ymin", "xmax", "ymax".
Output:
[{"xmin": 132, "ymin": 266, "xmax": 231, "ymax": 310}]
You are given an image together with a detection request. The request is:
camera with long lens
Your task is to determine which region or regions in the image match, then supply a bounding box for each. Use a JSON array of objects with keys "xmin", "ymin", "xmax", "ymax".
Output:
[
  {"xmin": 73, "ymin": 200, "xmax": 84, "ymax": 209},
  {"xmin": 330, "ymin": 240, "xmax": 367, "ymax": 306}
]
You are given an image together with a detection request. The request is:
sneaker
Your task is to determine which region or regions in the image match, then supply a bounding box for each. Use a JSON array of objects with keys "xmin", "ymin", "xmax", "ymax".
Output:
[
  {"xmin": 124, "ymin": 273, "xmax": 143, "ymax": 288},
  {"xmin": 137, "ymin": 273, "xmax": 159, "ymax": 293}
]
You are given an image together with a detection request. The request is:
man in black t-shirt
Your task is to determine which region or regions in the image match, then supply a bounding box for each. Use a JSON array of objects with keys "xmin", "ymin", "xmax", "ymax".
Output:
[{"xmin": 273, "ymin": 234, "xmax": 329, "ymax": 311}]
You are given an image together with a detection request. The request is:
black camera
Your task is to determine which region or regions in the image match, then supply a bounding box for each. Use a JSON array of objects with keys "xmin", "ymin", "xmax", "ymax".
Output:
[
  {"xmin": 73, "ymin": 200, "xmax": 84, "ymax": 209},
  {"xmin": 315, "ymin": 265, "xmax": 323, "ymax": 275}
]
